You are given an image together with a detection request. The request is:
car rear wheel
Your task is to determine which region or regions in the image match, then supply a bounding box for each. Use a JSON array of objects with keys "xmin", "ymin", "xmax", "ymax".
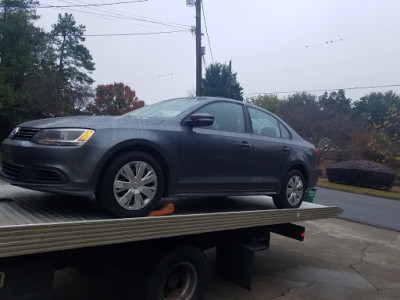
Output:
[
  {"xmin": 96, "ymin": 151, "xmax": 164, "ymax": 218},
  {"xmin": 273, "ymin": 170, "xmax": 305, "ymax": 209}
]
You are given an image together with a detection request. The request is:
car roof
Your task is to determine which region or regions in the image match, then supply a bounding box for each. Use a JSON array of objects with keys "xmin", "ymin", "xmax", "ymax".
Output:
[
  {"xmin": 176, "ymin": 97, "xmax": 281, "ymax": 117},
  {"xmin": 183, "ymin": 96, "xmax": 237, "ymax": 102}
]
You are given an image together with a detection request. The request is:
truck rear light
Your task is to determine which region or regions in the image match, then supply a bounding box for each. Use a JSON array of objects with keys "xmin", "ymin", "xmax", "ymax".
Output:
[
  {"xmin": 314, "ymin": 149, "xmax": 318, "ymax": 158},
  {"xmin": 270, "ymin": 224, "xmax": 305, "ymax": 241}
]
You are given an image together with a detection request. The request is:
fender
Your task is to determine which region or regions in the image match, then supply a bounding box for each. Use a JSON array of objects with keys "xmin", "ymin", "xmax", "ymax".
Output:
[
  {"xmin": 278, "ymin": 160, "xmax": 310, "ymax": 191},
  {"xmin": 92, "ymin": 139, "xmax": 176, "ymax": 194}
]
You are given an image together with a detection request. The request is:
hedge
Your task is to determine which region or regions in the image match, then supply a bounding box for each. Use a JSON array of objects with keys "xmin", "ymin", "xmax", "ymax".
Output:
[{"xmin": 326, "ymin": 160, "xmax": 396, "ymax": 190}]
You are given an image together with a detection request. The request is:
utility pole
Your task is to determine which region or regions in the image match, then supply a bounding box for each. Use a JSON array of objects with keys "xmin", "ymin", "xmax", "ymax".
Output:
[
  {"xmin": 195, "ymin": 0, "xmax": 202, "ymax": 96},
  {"xmin": 227, "ymin": 60, "xmax": 232, "ymax": 99},
  {"xmin": 186, "ymin": 0, "xmax": 203, "ymax": 96}
]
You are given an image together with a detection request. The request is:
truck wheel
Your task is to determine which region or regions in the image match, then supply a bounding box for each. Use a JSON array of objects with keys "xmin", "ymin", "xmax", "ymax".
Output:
[
  {"xmin": 96, "ymin": 151, "xmax": 164, "ymax": 218},
  {"xmin": 273, "ymin": 170, "xmax": 305, "ymax": 209},
  {"xmin": 145, "ymin": 246, "xmax": 208, "ymax": 300}
]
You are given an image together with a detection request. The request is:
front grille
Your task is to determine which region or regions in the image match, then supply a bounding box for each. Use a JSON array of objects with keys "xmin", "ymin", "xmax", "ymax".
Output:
[
  {"xmin": 1, "ymin": 162, "xmax": 23, "ymax": 178},
  {"xmin": 14, "ymin": 127, "xmax": 40, "ymax": 141}
]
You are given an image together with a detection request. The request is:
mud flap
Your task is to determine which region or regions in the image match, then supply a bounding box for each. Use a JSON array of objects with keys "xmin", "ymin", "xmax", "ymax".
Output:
[{"xmin": 216, "ymin": 241, "xmax": 255, "ymax": 290}]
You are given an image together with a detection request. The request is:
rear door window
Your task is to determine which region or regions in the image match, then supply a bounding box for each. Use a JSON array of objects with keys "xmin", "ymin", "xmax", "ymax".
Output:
[{"xmin": 248, "ymin": 107, "xmax": 280, "ymax": 138}]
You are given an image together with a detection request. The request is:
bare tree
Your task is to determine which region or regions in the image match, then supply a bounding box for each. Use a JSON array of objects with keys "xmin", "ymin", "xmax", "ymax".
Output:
[{"xmin": 279, "ymin": 92, "xmax": 361, "ymax": 164}]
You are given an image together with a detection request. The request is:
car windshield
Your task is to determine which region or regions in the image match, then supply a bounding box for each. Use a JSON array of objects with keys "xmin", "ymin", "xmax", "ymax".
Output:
[{"xmin": 125, "ymin": 98, "xmax": 199, "ymax": 118}]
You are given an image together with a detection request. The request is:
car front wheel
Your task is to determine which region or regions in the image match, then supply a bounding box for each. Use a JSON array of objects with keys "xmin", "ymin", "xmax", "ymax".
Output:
[
  {"xmin": 96, "ymin": 151, "xmax": 164, "ymax": 218},
  {"xmin": 273, "ymin": 170, "xmax": 305, "ymax": 209}
]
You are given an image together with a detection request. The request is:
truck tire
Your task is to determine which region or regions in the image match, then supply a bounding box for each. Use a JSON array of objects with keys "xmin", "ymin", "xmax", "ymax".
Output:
[
  {"xmin": 145, "ymin": 246, "xmax": 209, "ymax": 300},
  {"xmin": 273, "ymin": 170, "xmax": 305, "ymax": 209},
  {"xmin": 96, "ymin": 151, "xmax": 164, "ymax": 218}
]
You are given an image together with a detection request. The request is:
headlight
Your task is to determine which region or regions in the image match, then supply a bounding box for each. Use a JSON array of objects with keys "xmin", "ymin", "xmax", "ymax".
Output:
[
  {"xmin": 8, "ymin": 127, "xmax": 20, "ymax": 139},
  {"xmin": 32, "ymin": 128, "xmax": 95, "ymax": 146}
]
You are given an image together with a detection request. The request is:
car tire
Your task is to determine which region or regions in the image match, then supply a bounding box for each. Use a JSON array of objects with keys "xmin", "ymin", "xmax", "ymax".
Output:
[
  {"xmin": 145, "ymin": 246, "xmax": 209, "ymax": 300},
  {"xmin": 273, "ymin": 170, "xmax": 305, "ymax": 209},
  {"xmin": 96, "ymin": 151, "xmax": 164, "ymax": 218}
]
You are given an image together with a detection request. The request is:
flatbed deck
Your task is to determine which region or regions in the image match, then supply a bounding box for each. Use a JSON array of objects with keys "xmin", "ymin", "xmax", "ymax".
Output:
[{"xmin": 0, "ymin": 184, "xmax": 342, "ymax": 258}]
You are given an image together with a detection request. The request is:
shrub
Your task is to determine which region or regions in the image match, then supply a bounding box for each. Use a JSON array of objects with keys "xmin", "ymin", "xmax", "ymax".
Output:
[{"xmin": 326, "ymin": 160, "xmax": 396, "ymax": 190}]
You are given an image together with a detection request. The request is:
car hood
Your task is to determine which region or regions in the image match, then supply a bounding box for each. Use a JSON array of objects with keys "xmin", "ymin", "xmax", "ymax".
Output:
[{"xmin": 19, "ymin": 116, "xmax": 164, "ymax": 129}]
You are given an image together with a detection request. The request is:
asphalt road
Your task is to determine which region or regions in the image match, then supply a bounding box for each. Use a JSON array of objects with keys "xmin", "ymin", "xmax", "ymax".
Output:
[{"xmin": 314, "ymin": 187, "xmax": 400, "ymax": 232}]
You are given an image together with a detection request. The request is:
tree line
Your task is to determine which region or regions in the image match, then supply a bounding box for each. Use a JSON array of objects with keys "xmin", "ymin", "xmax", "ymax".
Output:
[
  {"xmin": 247, "ymin": 90, "xmax": 400, "ymax": 172},
  {"xmin": 0, "ymin": 0, "xmax": 143, "ymax": 141}
]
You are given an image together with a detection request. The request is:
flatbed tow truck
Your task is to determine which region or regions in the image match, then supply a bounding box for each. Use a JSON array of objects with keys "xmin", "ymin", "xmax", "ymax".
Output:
[{"xmin": 0, "ymin": 184, "xmax": 342, "ymax": 300}]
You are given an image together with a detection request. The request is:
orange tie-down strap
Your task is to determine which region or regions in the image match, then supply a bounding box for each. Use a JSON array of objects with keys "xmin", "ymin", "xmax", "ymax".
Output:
[{"xmin": 147, "ymin": 203, "xmax": 175, "ymax": 217}]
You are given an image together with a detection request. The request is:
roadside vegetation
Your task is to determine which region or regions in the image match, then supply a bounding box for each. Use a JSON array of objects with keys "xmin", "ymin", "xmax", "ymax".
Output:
[
  {"xmin": 317, "ymin": 178, "xmax": 400, "ymax": 201},
  {"xmin": 326, "ymin": 160, "xmax": 396, "ymax": 190},
  {"xmin": 246, "ymin": 91, "xmax": 400, "ymax": 188}
]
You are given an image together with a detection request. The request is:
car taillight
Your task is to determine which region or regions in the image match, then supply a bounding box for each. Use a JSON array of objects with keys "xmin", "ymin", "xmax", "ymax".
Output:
[{"xmin": 314, "ymin": 149, "xmax": 318, "ymax": 158}]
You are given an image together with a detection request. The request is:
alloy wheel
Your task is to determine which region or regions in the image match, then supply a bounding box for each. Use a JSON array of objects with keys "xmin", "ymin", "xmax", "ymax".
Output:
[
  {"xmin": 113, "ymin": 161, "xmax": 158, "ymax": 210},
  {"xmin": 286, "ymin": 175, "xmax": 303, "ymax": 206}
]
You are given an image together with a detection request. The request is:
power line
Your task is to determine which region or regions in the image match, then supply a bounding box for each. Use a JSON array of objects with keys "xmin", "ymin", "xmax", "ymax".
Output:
[
  {"xmin": 338, "ymin": 26, "xmax": 400, "ymax": 42},
  {"xmin": 135, "ymin": 68, "xmax": 193, "ymax": 81},
  {"xmin": 50, "ymin": 0, "xmax": 191, "ymax": 30},
  {"xmin": 84, "ymin": 30, "xmax": 190, "ymax": 36},
  {"xmin": 201, "ymin": 0, "xmax": 214, "ymax": 64},
  {"xmin": 233, "ymin": 25, "xmax": 400, "ymax": 63},
  {"xmin": 38, "ymin": 0, "xmax": 147, "ymax": 8},
  {"xmin": 75, "ymin": 0, "xmax": 191, "ymax": 29},
  {"xmin": 244, "ymin": 84, "xmax": 400, "ymax": 96},
  {"xmin": 113, "ymin": 50, "xmax": 400, "ymax": 84},
  {"xmin": 50, "ymin": 6, "xmax": 147, "ymax": 25},
  {"xmin": 51, "ymin": 6, "xmax": 190, "ymax": 30},
  {"xmin": 248, "ymin": 52, "xmax": 400, "ymax": 78}
]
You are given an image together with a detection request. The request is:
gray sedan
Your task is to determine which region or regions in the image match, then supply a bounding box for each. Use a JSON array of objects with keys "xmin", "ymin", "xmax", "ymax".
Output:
[{"xmin": 0, "ymin": 97, "xmax": 318, "ymax": 217}]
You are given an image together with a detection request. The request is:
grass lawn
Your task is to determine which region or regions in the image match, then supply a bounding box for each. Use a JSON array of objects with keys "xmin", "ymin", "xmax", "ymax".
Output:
[{"xmin": 317, "ymin": 178, "xmax": 400, "ymax": 201}]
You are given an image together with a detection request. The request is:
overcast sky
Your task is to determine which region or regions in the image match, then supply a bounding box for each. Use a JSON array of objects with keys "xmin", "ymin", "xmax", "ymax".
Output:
[{"xmin": 36, "ymin": 0, "xmax": 400, "ymax": 104}]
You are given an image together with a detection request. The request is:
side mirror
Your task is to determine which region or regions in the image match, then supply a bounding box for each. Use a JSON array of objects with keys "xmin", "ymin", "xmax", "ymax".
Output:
[{"xmin": 185, "ymin": 113, "xmax": 214, "ymax": 127}]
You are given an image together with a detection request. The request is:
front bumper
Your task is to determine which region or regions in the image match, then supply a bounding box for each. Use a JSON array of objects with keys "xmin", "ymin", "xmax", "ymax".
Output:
[{"xmin": 0, "ymin": 138, "xmax": 106, "ymax": 196}]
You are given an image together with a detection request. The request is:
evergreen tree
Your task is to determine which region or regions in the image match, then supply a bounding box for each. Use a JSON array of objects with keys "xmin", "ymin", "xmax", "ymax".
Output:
[
  {"xmin": 50, "ymin": 13, "xmax": 95, "ymax": 115},
  {"xmin": 0, "ymin": 0, "xmax": 42, "ymax": 138},
  {"xmin": 202, "ymin": 62, "xmax": 243, "ymax": 101},
  {"xmin": 319, "ymin": 89, "xmax": 352, "ymax": 116},
  {"xmin": 353, "ymin": 91, "xmax": 400, "ymax": 124}
]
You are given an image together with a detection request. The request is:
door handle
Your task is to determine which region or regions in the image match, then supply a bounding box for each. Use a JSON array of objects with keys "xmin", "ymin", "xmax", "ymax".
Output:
[
  {"xmin": 282, "ymin": 146, "xmax": 290, "ymax": 152},
  {"xmin": 240, "ymin": 141, "xmax": 252, "ymax": 148}
]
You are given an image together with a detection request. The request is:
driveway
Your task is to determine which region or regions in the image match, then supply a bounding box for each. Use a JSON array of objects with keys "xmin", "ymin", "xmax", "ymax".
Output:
[
  {"xmin": 314, "ymin": 187, "xmax": 400, "ymax": 232},
  {"xmin": 53, "ymin": 218, "xmax": 400, "ymax": 300}
]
